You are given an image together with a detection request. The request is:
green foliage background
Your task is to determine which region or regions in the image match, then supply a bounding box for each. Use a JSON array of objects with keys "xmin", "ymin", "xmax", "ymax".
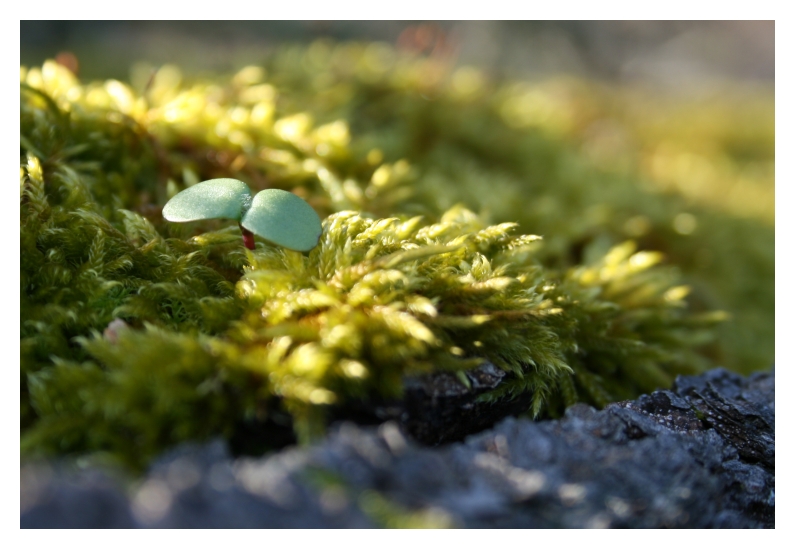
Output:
[{"xmin": 20, "ymin": 42, "xmax": 773, "ymax": 471}]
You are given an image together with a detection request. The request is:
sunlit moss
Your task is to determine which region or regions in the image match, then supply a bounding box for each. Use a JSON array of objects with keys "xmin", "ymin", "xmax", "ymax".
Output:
[{"xmin": 20, "ymin": 42, "xmax": 772, "ymax": 470}]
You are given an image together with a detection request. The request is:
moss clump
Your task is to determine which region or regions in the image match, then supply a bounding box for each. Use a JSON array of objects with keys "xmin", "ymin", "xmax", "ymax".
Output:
[{"xmin": 20, "ymin": 45, "xmax": 770, "ymax": 471}]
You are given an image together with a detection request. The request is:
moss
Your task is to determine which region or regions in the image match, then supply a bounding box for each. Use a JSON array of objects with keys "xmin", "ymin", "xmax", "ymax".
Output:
[{"xmin": 20, "ymin": 45, "xmax": 772, "ymax": 471}]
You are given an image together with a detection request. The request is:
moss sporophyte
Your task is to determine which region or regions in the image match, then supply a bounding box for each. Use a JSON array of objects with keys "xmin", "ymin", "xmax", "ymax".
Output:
[{"xmin": 162, "ymin": 179, "xmax": 322, "ymax": 252}]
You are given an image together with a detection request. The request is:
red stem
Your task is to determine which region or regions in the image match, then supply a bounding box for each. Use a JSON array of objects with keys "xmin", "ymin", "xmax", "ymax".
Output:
[{"xmin": 240, "ymin": 224, "xmax": 255, "ymax": 250}]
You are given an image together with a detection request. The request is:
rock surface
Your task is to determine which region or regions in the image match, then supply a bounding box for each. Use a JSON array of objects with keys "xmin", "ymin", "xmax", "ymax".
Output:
[
  {"xmin": 331, "ymin": 361, "xmax": 534, "ymax": 446},
  {"xmin": 20, "ymin": 367, "xmax": 774, "ymax": 528}
]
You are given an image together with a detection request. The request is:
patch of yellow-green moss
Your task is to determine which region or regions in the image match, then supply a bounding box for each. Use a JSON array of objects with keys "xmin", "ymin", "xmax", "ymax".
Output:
[{"xmin": 20, "ymin": 44, "xmax": 771, "ymax": 470}]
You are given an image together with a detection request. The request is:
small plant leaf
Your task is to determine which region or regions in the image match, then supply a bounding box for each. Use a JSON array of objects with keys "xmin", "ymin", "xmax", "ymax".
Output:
[
  {"xmin": 241, "ymin": 189, "xmax": 322, "ymax": 252},
  {"xmin": 162, "ymin": 178, "xmax": 252, "ymax": 222}
]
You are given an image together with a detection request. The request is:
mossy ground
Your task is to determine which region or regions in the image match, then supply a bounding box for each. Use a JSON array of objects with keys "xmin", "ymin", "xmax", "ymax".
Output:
[{"xmin": 20, "ymin": 43, "xmax": 773, "ymax": 471}]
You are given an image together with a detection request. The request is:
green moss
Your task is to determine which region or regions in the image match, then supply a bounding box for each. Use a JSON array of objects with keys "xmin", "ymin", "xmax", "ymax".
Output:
[{"xmin": 20, "ymin": 45, "xmax": 772, "ymax": 471}]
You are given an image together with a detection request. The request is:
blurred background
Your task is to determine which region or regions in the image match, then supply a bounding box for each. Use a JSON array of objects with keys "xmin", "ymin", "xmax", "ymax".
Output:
[{"xmin": 21, "ymin": 20, "xmax": 774, "ymax": 87}]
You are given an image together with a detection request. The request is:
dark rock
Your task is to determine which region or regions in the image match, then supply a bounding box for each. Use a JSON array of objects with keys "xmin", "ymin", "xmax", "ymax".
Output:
[
  {"xmin": 400, "ymin": 362, "xmax": 535, "ymax": 445},
  {"xmin": 20, "ymin": 465, "xmax": 135, "ymax": 528},
  {"xmin": 21, "ymin": 367, "xmax": 774, "ymax": 528},
  {"xmin": 325, "ymin": 361, "xmax": 533, "ymax": 446}
]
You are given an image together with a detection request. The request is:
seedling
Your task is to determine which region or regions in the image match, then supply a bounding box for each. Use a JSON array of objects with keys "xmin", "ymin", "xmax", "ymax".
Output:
[{"xmin": 162, "ymin": 178, "xmax": 322, "ymax": 251}]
